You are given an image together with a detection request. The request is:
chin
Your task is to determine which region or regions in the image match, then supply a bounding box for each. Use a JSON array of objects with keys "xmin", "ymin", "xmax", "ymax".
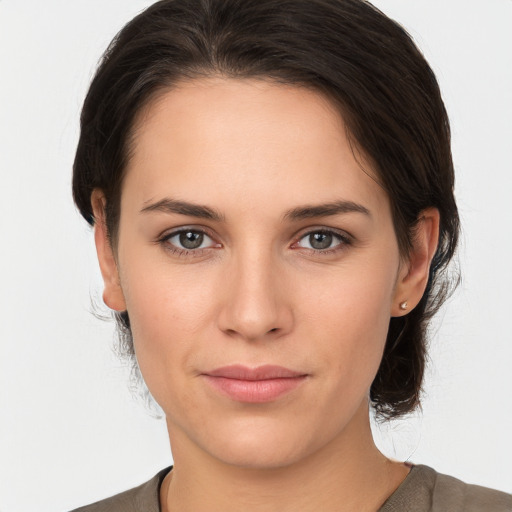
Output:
[
  {"xmin": 213, "ymin": 442, "xmax": 307, "ymax": 470},
  {"xmin": 200, "ymin": 418, "xmax": 321, "ymax": 470}
]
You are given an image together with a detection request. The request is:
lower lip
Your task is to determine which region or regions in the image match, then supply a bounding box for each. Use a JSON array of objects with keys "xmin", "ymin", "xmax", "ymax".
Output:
[{"xmin": 203, "ymin": 375, "xmax": 307, "ymax": 403}]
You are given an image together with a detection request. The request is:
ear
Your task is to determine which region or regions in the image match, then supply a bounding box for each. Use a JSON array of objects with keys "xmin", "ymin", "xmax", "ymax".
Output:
[
  {"xmin": 391, "ymin": 208, "xmax": 440, "ymax": 317},
  {"xmin": 91, "ymin": 189, "xmax": 127, "ymax": 312}
]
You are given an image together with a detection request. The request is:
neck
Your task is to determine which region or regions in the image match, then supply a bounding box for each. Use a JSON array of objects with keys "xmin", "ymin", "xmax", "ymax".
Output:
[{"xmin": 161, "ymin": 403, "xmax": 409, "ymax": 512}]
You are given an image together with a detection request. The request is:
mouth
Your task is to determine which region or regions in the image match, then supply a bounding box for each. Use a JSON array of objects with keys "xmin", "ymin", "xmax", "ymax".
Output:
[{"xmin": 202, "ymin": 365, "xmax": 308, "ymax": 403}]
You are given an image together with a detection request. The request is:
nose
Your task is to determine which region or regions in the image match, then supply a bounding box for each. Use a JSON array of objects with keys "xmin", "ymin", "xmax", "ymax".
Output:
[{"xmin": 217, "ymin": 248, "xmax": 294, "ymax": 342}]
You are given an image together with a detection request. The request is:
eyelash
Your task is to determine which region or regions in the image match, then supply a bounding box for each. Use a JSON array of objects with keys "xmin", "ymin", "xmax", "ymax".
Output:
[
  {"xmin": 157, "ymin": 228, "xmax": 219, "ymax": 258},
  {"xmin": 157, "ymin": 227, "xmax": 352, "ymax": 258},
  {"xmin": 292, "ymin": 229, "xmax": 352, "ymax": 255}
]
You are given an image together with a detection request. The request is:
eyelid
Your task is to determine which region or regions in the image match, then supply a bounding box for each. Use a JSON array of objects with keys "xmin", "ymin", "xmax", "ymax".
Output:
[
  {"xmin": 155, "ymin": 224, "xmax": 353, "ymax": 257},
  {"xmin": 157, "ymin": 225, "xmax": 219, "ymax": 242},
  {"xmin": 291, "ymin": 226, "xmax": 353, "ymax": 252},
  {"xmin": 292, "ymin": 225, "xmax": 353, "ymax": 241},
  {"xmin": 157, "ymin": 225, "xmax": 222, "ymax": 255}
]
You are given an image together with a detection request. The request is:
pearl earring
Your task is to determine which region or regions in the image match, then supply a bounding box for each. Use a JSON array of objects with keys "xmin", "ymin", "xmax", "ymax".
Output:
[{"xmin": 399, "ymin": 301, "xmax": 408, "ymax": 311}]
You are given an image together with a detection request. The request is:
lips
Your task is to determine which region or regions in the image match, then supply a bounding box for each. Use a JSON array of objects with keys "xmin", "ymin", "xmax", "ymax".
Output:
[
  {"xmin": 202, "ymin": 365, "xmax": 308, "ymax": 403},
  {"xmin": 206, "ymin": 364, "xmax": 306, "ymax": 380}
]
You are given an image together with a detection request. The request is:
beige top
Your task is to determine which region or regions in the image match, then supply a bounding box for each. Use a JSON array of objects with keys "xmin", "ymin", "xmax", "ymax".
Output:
[{"xmin": 71, "ymin": 464, "xmax": 512, "ymax": 511}]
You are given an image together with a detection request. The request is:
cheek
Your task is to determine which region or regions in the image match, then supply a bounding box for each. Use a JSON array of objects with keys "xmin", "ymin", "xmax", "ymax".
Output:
[
  {"xmin": 117, "ymin": 233, "xmax": 398, "ymax": 420},
  {"xmin": 298, "ymin": 256, "xmax": 397, "ymax": 388},
  {"xmin": 118, "ymin": 253, "xmax": 219, "ymax": 390}
]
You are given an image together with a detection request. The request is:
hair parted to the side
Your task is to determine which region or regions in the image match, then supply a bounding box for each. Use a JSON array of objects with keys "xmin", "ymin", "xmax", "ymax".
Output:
[{"xmin": 73, "ymin": 0, "xmax": 460, "ymax": 419}]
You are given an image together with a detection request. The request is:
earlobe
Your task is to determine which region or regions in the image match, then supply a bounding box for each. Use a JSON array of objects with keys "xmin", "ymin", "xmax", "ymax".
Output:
[
  {"xmin": 392, "ymin": 208, "xmax": 440, "ymax": 317},
  {"xmin": 91, "ymin": 190, "xmax": 127, "ymax": 312}
]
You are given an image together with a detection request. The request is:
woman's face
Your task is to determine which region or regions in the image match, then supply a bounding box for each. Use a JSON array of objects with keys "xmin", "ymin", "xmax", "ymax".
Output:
[{"xmin": 97, "ymin": 77, "xmax": 410, "ymax": 469}]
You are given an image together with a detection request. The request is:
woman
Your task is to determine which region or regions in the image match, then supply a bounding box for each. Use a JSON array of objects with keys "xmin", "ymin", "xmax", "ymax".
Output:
[{"xmin": 70, "ymin": 0, "xmax": 511, "ymax": 510}]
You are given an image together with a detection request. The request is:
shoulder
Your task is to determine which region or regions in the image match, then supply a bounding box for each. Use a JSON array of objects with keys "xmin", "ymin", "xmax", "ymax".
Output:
[
  {"xmin": 429, "ymin": 467, "xmax": 511, "ymax": 512},
  {"xmin": 380, "ymin": 464, "xmax": 512, "ymax": 512},
  {"xmin": 69, "ymin": 467, "xmax": 172, "ymax": 512}
]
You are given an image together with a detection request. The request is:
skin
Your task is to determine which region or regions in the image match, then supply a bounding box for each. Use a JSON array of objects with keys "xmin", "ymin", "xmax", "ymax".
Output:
[{"xmin": 93, "ymin": 77, "xmax": 439, "ymax": 512}]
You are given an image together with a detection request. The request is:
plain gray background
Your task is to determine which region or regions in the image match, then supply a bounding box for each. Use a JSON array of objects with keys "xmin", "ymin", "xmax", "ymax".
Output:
[{"xmin": 0, "ymin": 1, "xmax": 511, "ymax": 510}]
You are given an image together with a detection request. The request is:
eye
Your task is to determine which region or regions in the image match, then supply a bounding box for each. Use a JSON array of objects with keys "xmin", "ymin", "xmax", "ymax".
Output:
[
  {"xmin": 159, "ymin": 228, "xmax": 219, "ymax": 255},
  {"xmin": 295, "ymin": 229, "xmax": 351, "ymax": 252}
]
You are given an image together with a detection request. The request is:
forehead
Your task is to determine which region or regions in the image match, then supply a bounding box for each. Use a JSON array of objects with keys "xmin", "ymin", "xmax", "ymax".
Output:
[{"xmin": 124, "ymin": 77, "xmax": 389, "ymax": 218}]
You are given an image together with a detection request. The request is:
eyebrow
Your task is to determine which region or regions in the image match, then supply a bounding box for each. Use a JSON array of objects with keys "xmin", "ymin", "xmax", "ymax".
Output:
[
  {"xmin": 140, "ymin": 197, "xmax": 370, "ymax": 222},
  {"xmin": 140, "ymin": 198, "xmax": 225, "ymax": 222},
  {"xmin": 282, "ymin": 200, "xmax": 371, "ymax": 221}
]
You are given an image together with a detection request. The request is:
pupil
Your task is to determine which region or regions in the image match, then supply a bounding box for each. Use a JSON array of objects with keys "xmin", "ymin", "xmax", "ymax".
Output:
[
  {"xmin": 310, "ymin": 232, "xmax": 332, "ymax": 250},
  {"xmin": 180, "ymin": 231, "xmax": 203, "ymax": 249}
]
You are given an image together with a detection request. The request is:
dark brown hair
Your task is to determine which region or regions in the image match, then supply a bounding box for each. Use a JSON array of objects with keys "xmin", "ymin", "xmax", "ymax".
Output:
[{"xmin": 73, "ymin": 0, "xmax": 459, "ymax": 419}]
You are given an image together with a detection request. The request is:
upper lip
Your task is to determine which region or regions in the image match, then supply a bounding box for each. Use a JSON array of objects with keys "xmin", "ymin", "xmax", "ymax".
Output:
[{"xmin": 204, "ymin": 365, "xmax": 306, "ymax": 381}]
